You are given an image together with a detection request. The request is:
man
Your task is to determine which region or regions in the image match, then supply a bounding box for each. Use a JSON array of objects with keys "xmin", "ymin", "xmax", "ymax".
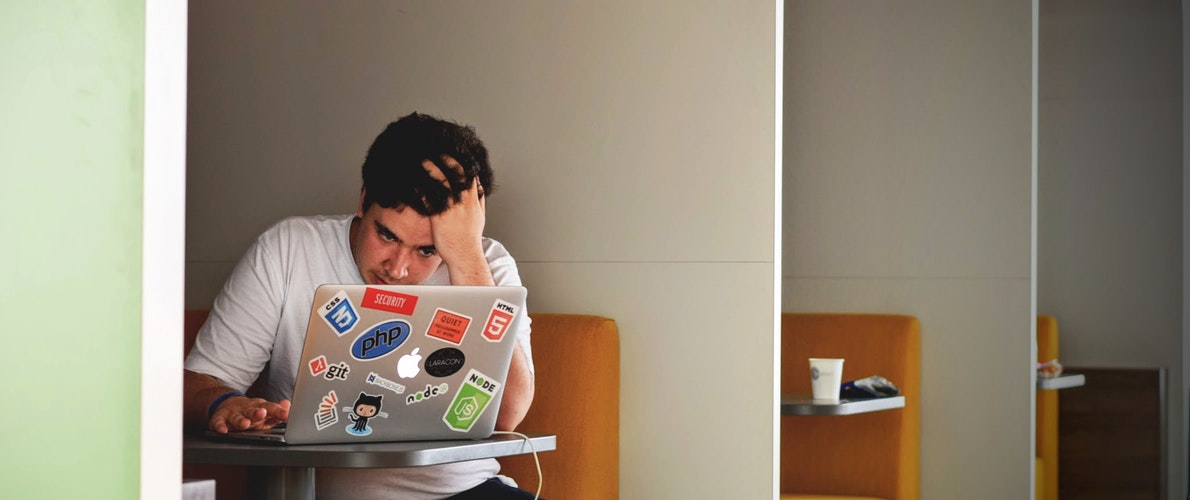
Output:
[{"xmin": 183, "ymin": 112, "xmax": 537, "ymax": 499}]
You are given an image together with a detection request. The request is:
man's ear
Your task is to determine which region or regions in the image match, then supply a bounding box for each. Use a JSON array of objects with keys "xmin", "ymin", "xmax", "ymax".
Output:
[{"xmin": 356, "ymin": 188, "xmax": 367, "ymax": 218}]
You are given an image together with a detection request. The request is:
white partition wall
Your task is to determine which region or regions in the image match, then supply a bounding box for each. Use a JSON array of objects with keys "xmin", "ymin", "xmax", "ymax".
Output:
[
  {"xmin": 783, "ymin": 1, "xmax": 1036, "ymax": 499},
  {"xmin": 187, "ymin": 2, "xmax": 779, "ymax": 498}
]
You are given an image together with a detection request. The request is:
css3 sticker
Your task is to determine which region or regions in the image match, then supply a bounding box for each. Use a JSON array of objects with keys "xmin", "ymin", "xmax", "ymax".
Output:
[{"xmin": 320, "ymin": 290, "xmax": 359, "ymax": 336}]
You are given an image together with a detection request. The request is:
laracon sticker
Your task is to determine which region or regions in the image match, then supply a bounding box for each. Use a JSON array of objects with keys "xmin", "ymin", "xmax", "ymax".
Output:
[
  {"xmin": 482, "ymin": 299, "xmax": 518, "ymax": 342},
  {"xmin": 309, "ymin": 355, "xmax": 329, "ymax": 377},
  {"xmin": 365, "ymin": 371, "xmax": 406, "ymax": 395},
  {"xmin": 362, "ymin": 288, "xmax": 419, "ymax": 316},
  {"xmin": 315, "ymin": 390, "xmax": 339, "ymax": 431},
  {"xmin": 351, "ymin": 320, "xmax": 412, "ymax": 361},
  {"xmin": 320, "ymin": 290, "xmax": 359, "ymax": 336},
  {"xmin": 443, "ymin": 369, "xmax": 501, "ymax": 432},
  {"xmin": 344, "ymin": 392, "xmax": 388, "ymax": 437},
  {"xmin": 424, "ymin": 347, "xmax": 466, "ymax": 377},
  {"xmin": 425, "ymin": 308, "xmax": 472, "ymax": 345}
]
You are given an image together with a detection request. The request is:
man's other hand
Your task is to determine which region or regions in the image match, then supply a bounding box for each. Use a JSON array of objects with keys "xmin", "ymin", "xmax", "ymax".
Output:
[
  {"xmin": 209, "ymin": 396, "xmax": 291, "ymax": 434},
  {"xmin": 423, "ymin": 156, "xmax": 493, "ymax": 285}
]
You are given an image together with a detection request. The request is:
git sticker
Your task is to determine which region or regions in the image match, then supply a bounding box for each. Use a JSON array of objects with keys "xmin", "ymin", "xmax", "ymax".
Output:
[
  {"xmin": 425, "ymin": 308, "xmax": 472, "ymax": 345},
  {"xmin": 482, "ymin": 299, "xmax": 517, "ymax": 342},
  {"xmin": 443, "ymin": 369, "xmax": 501, "ymax": 432},
  {"xmin": 320, "ymin": 290, "xmax": 359, "ymax": 336},
  {"xmin": 309, "ymin": 355, "xmax": 329, "ymax": 377}
]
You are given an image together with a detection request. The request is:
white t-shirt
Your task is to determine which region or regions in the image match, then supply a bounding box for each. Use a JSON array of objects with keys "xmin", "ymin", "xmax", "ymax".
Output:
[{"xmin": 185, "ymin": 214, "xmax": 533, "ymax": 500}]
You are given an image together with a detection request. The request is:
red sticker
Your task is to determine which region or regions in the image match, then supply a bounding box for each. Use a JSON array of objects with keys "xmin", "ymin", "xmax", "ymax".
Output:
[
  {"xmin": 361, "ymin": 288, "xmax": 419, "ymax": 315},
  {"xmin": 425, "ymin": 308, "xmax": 472, "ymax": 345},
  {"xmin": 309, "ymin": 355, "xmax": 329, "ymax": 376},
  {"xmin": 482, "ymin": 299, "xmax": 517, "ymax": 342}
]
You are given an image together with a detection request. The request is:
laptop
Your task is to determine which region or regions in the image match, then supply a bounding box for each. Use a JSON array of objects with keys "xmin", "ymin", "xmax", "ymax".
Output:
[{"xmin": 209, "ymin": 284, "xmax": 527, "ymax": 445}]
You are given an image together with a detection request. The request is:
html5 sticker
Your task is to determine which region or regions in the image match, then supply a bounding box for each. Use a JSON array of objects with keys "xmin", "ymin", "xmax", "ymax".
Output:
[
  {"xmin": 481, "ymin": 299, "xmax": 518, "ymax": 342},
  {"xmin": 425, "ymin": 308, "xmax": 472, "ymax": 345}
]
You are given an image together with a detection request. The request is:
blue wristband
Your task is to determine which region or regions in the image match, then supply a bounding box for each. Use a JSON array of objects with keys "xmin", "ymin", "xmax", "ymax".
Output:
[{"xmin": 207, "ymin": 390, "xmax": 245, "ymax": 420}]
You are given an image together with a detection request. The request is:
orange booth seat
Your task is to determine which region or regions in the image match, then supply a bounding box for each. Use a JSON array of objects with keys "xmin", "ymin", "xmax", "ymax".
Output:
[
  {"xmin": 1035, "ymin": 315, "xmax": 1059, "ymax": 500},
  {"xmin": 780, "ymin": 313, "xmax": 921, "ymax": 500},
  {"xmin": 183, "ymin": 309, "xmax": 620, "ymax": 500}
]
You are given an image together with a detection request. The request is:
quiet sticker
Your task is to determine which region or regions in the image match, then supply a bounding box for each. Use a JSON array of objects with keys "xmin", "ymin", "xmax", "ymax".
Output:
[
  {"xmin": 425, "ymin": 308, "xmax": 472, "ymax": 345},
  {"xmin": 443, "ymin": 369, "xmax": 501, "ymax": 432}
]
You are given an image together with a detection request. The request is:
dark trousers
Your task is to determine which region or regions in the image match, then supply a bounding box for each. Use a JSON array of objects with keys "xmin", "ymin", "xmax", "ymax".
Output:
[{"xmin": 444, "ymin": 477, "xmax": 541, "ymax": 500}]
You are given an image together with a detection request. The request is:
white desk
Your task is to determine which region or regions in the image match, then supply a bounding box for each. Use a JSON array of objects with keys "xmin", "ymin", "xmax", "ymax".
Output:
[
  {"xmin": 781, "ymin": 395, "xmax": 905, "ymax": 416},
  {"xmin": 1038, "ymin": 373, "xmax": 1085, "ymax": 390}
]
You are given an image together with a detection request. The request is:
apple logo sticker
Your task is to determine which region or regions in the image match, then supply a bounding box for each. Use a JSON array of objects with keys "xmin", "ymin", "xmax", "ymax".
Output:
[
  {"xmin": 397, "ymin": 348, "xmax": 422, "ymax": 379},
  {"xmin": 425, "ymin": 348, "xmax": 466, "ymax": 377}
]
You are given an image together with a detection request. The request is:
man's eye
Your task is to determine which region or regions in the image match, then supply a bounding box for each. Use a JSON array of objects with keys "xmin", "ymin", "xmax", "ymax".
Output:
[
  {"xmin": 378, "ymin": 231, "xmax": 396, "ymax": 242},
  {"xmin": 418, "ymin": 248, "xmax": 437, "ymax": 257}
]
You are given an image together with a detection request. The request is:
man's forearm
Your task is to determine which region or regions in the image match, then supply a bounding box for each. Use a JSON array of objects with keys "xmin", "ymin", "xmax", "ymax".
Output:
[
  {"xmin": 183, "ymin": 370, "xmax": 238, "ymax": 431},
  {"xmin": 495, "ymin": 344, "xmax": 535, "ymax": 431}
]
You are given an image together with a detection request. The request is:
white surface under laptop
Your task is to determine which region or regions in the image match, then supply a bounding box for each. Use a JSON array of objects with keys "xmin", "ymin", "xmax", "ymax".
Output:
[{"xmin": 211, "ymin": 284, "xmax": 527, "ymax": 445}]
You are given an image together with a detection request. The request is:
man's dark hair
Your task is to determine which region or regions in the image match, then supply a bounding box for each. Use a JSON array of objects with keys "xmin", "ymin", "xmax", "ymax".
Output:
[{"xmin": 361, "ymin": 112, "xmax": 494, "ymax": 216}]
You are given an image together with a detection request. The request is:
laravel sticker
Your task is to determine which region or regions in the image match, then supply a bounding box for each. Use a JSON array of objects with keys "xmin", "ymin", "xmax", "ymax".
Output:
[
  {"xmin": 482, "ymin": 299, "xmax": 518, "ymax": 342},
  {"xmin": 425, "ymin": 308, "xmax": 472, "ymax": 345},
  {"xmin": 361, "ymin": 288, "xmax": 419, "ymax": 315}
]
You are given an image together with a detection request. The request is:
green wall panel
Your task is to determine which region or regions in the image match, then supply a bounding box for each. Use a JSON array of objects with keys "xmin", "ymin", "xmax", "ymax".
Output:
[{"xmin": 0, "ymin": 1, "xmax": 145, "ymax": 498}]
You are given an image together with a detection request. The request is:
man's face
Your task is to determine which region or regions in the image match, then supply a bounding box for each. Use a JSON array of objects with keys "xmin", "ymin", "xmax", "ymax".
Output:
[{"xmin": 351, "ymin": 194, "xmax": 442, "ymax": 286}]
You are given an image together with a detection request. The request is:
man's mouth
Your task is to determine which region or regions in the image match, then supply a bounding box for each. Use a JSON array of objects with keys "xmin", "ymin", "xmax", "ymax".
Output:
[{"xmin": 372, "ymin": 273, "xmax": 391, "ymax": 285}]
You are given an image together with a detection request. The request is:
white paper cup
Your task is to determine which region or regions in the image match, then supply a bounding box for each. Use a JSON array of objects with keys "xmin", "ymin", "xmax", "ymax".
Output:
[{"xmin": 809, "ymin": 358, "xmax": 844, "ymax": 402}]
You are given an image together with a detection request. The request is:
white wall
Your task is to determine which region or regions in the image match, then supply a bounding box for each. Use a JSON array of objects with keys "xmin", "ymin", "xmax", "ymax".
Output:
[
  {"xmin": 783, "ymin": 2, "xmax": 1036, "ymax": 499},
  {"xmin": 1038, "ymin": 1, "xmax": 1183, "ymax": 498},
  {"xmin": 187, "ymin": 1, "xmax": 778, "ymax": 498}
]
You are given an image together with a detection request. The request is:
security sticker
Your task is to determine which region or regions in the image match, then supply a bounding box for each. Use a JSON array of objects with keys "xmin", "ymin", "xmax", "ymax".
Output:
[
  {"xmin": 443, "ymin": 369, "xmax": 501, "ymax": 432},
  {"xmin": 309, "ymin": 355, "xmax": 329, "ymax": 377},
  {"xmin": 343, "ymin": 392, "xmax": 388, "ymax": 437},
  {"xmin": 425, "ymin": 308, "xmax": 472, "ymax": 345},
  {"xmin": 365, "ymin": 371, "xmax": 406, "ymax": 395},
  {"xmin": 362, "ymin": 287, "xmax": 419, "ymax": 315},
  {"xmin": 315, "ymin": 390, "xmax": 339, "ymax": 431},
  {"xmin": 481, "ymin": 299, "xmax": 518, "ymax": 342},
  {"xmin": 320, "ymin": 290, "xmax": 359, "ymax": 336}
]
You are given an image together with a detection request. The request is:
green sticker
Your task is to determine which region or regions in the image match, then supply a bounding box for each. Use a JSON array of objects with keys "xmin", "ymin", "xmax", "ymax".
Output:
[{"xmin": 443, "ymin": 369, "xmax": 501, "ymax": 432}]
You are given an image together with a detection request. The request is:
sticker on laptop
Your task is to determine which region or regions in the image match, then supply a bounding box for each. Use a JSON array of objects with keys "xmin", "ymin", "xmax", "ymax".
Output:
[
  {"xmin": 481, "ymin": 299, "xmax": 518, "ymax": 342},
  {"xmin": 315, "ymin": 390, "xmax": 340, "ymax": 431},
  {"xmin": 344, "ymin": 392, "xmax": 388, "ymax": 437},
  {"xmin": 351, "ymin": 320, "xmax": 412, "ymax": 361},
  {"xmin": 361, "ymin": 287, "xmax": 419, "ymax": 316},
  {"xmin": 324, "ymin": 361, "xmax": 350, "ymax": 381},
  {"xmin": 406, "ymin": 383, "xmax": 450, "ymax": 405},
  {"xmin": 309, "ymin": 355, "xmax": 330, "ymax": 377},
  {"xmin": 425, "ymin": 308, "xmax": 472, "ymax": 345},
  {"xmin": 397, "ymin": 348, "xmax": 423, "ymax": 379},
  {"xmin": 320, "ymin": 290, "xmax": 359, "ymax": 336},
  {"xmin": 425, "ymin": 348, "xmax": 465, "ymax": 377},
  {"xmin": 443, "ymin": 369, "xmax": 501, "ymax": 432},
  {"xmin": 365, "ymin": 371, "xmax": 406, "ymax": 395}
]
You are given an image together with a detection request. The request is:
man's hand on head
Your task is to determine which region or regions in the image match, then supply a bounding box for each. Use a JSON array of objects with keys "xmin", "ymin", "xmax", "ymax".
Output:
[
  {"xmin": 423, "ymin": 156, "xmax": 494, "ymax": 286},
  {"xmin": 208, "ymin": 396, "xmax": 291, "ymax": 434}
]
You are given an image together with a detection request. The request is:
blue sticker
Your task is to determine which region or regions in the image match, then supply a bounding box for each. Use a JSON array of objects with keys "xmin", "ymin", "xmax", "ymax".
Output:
[
  {"xmin": 321, "ymin": 290, "xmax": 359, "ymax": 336},
  {"xmin": 351, "ymin": 320, "xmax": 412, "ymax": 361}
]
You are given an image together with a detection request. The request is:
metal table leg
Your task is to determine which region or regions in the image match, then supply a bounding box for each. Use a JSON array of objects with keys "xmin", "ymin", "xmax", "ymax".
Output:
[{"xmin": 248, "ymin": 466, "xmax": 316, "ymax": 500}]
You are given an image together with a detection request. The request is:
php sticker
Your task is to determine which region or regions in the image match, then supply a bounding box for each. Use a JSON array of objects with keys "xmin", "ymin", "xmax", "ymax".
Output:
[
  {"xmin": 315, "ymin": 390, "xmax": 339, "ymax": 431},
  {"xmin": 320, "ymin": 290, "xmax": 359, "ymax": 336},
  {"xmin": 425, "ymin": 308, "xmax": 472, "ymax": 345},
  {"xmin": 443, "ymin": 369, "xmax": 501, "ymax": 432},
  {"xmin": 362, "ymin": 287, "xmax": 419, "ymax": 315},
  {"xmin": 482, "ymin": 299, "xmax": 517, "ymax": 342},
  {"xmin": 424, "ymin": 347, "xmax": 465, "ymax": 377},
  {"xmin": 351, "ymin": 320, "xmax": 412, "ymax": 361}
]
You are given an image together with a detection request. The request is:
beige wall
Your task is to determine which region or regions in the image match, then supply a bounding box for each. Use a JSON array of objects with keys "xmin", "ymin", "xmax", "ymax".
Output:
[
  {"xmin": 783, "ymin": 1, "xmax": 1035, "ymax": 498},
  {"xmin": 1039, "ymin": 1, "xmax": 1184, "ymax": 498},
  {"xmin": 187, "ymin": 1, "xmax": 778, "ymax": 498}
]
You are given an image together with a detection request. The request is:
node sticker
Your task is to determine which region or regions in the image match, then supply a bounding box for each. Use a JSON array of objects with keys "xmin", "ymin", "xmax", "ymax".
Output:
[
  {"xmin": 443, "ymin": 369, "xmax": 501, "ymax": 432},
  {"xmin": 362, "ymin": 287, "xmax": 419, "ymax": 316},
  {"xmin": 425, "ymin": 308, "xmax": 472, "ymax": 345},
  {"xmin": 405, "ymin": 383, "xmax": 450, "ymax": 405},
  {"xmin": 320, "ymin": 290, "xmax": 359, "ymax": 336},
  {"xmin": 315, "ymin": 390, "xmax": 339, "ymax": 431},
  {"xmin": 481, "ymin": 299, "xmax": 518, "ymax": 342}
]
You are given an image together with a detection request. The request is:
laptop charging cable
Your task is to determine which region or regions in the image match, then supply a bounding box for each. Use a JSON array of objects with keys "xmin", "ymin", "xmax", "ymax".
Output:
[{"xmin": 489, "ymin": 430, "xmax": 543, "ymax": 500}]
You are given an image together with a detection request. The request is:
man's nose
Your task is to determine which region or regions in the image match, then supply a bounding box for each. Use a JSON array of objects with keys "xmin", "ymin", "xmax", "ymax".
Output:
[{"xmin": 385, "ymin": 250, "xmax": 410, "ymax": 280}]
